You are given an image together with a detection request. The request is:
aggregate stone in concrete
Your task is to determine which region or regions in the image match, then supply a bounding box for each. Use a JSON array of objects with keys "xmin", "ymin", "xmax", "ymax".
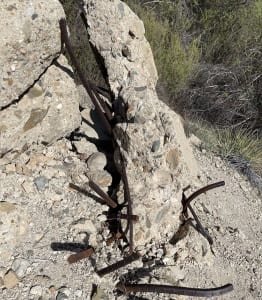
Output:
[
  {"xmin": 0, "ymin": 55, "xmax": 81, "ymax": 163},
  {"xmin": 0, "ymin": 0, "xmax": 65, "ymax": 108}
]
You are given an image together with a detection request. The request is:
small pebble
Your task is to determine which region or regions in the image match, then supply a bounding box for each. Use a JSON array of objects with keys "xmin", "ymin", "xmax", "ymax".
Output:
[
  {"xmin": 151, "ymin": 140, "xmax": 160, "ymax": 152},
  {"xmin": 75, "ymin": 289, "xmax": 82, "ymax": 297},
  {"xmin": 12, "ymin": 258, "xmax": 30, "ymax": 278},
  {"xmin": 22, "ymin": 181, "xmax": 34, "ymax": 193},
  {"xmin": 56, "ymin": 291, "xmax": 68, "ymax": 300},
  {"xmin": 30, "ymin": 285, "xmax": 42, "ymax": 295},
  {"xmin": 34, "ymin": 176, "xmax": 49, "ymax": 191},
  {"xmin": 5, "ymin": 163, "xmax": 16, "ymax": 173},
  {"xmin": 3, "ymin": 270, "xmax": 19, "ymax": 289},
  {"xmin": 57, "ymin": 103, "xmax": 63, "ymax": 110},
  {"xmin": 11, "ymin": 64, "xmax": 16, "ymax": 72}
]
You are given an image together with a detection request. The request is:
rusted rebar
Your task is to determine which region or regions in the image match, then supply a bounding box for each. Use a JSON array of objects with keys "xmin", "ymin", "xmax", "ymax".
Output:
[
  {"xmin": 59, "ymin": 18, "xmax": 112, "ymax": 136},
  {"xmin": 106, "ymin": 213, "xmax": 139, "ymax": 223},
  {"xmin": 182, "ymin": 181, "xmax": 225, "ymax": 217},
  {"xmin": 67, "ymin": 247, "xmax": 94, "ymax": 264},
  {"xmin": 116, "ymin": 282, "xmax": 233, "ymax": 297},
  {"xmin": 120, "ymin": 154, "xmax": 134, "ymax": 254},
  {"xmin": 96, "ymin": 252, "xmax": 140, "ymax": 277},
  {"xmin": 88, "ymin": 180, "xmax": 117, "ymax": 209},
  {"xmin": 181, "ymin": 181, "xmax": 225, "ymax": 244},
  {"xmin": 92, "ymin": 88, "xmax": 112, "ymax": 121},
  {"xmin": 187, "ymin": 203, "xmax": 213, "ymax": 245}
]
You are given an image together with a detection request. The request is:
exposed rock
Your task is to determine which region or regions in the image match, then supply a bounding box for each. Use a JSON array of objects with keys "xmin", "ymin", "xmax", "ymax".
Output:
[
  {"xmin": 80, "ymin": 108, "xmax": 111, "ymax": 141},
  {"xmin": 56, "ymin": 292, "xmax": 68, "ymax": 300},
  {"xmin": 151, "ymin": 139, "xmax": 161, "ymax": 153},
  {"xmin": 4, "ymin": 164, "xmax": 16, "ymax": 173},
  {"xmin": 71, "ymin": 218, "xmax": 97, "ymax": 235},
  {"xmin": 85, "ymin": 0, "xmax": 198, "ymax": 245},
  {"xmin": 0, "ymin": 202, "xmax": 16, "ymax": 213},
  {"xmin": 12, "ymin": 258, "xmax": 30, "ymax": 278},
  {"xmin": 34, "ymin": 175, "xmax": 49, "ymax": 191},
  {"xmin": 30, "ymin": 285, "xmax": 43, "ymax": 296},
  {"xmin": 0, "ymin": 0, "xmax": 65, "ymax": 108},
  {"xmin": 0, "ymin": 55, "xmax": 82, "ymax": 163},
  {"xmin": 87, "ymin": 170, "xmax": 112, "ymax": 188},
  {"xmin": 0, "ymin": 203, "xmax": 28, "ymax": 264},
  {"xmin": 57, "ymin": 287, "xmax": 71, "ymax": 300},
  {"xmin": 73, "ymin": 140, "xmax": 97, "ymax": 158},
  {"xmin": 87, "ymin": 152, "xmax": 107, "ymax": 171},
  {"xmin": 3, "ymin": 269, "xmax": 19, "ymax": 289}
]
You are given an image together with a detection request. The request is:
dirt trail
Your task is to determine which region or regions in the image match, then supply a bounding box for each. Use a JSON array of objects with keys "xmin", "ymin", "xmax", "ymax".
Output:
[
  {"xmin": 0, "ymin": 139, "xmax": 261, "ymax": 299},
  {"xmin": 176, "ymin": 147, "xmax": 262, "ymax": 300}
]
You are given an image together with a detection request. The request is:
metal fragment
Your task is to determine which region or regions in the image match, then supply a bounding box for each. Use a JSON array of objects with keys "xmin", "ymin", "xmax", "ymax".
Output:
[{"xmin": 67, "ymin": 247, "xmax": 94, "ymax": 264}]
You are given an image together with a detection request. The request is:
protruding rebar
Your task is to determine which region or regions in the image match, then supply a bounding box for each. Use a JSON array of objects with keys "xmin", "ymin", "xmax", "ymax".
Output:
[
  {"xmin": 88, "ymin": 180, "xmax": 117, "ymax": 209},
  {"xmin": 59, "ymin": 18, "xmax": 112, "ymax": 136},
  {"xmin": 120, "ymin": 154, "xmax": 134, "ymax": 254},
  {"xmin": 182, "ymin": 181, "xmax": 225, "ymax": 217},
  {"xmin": 67, "ymin": 247, "xmax": 94, "ymax": 264},
  {"xmin": 96, "ymin": 252, "xmax": 140, "ymax": 277},
  {"xmin": 116, "ymin": 282, "xmax": 233, "ymax": 297},
  {"xmin": 106, "ymin": 214, "xmax": 139, "ymax": 223}
]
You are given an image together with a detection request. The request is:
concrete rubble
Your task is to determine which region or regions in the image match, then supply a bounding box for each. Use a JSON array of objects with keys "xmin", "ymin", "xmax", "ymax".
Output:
[{"xmin": 85, "ymin": 0, "xmax": 198, "ymax": 246}]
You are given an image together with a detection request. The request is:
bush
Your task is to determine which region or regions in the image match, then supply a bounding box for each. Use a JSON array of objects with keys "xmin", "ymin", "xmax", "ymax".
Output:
[
  {"xmin": 174, "ymin": 0, "xmax": 262, "ymax": 132},
  {"xmin": 187, "ymin": 119, "xmax": 262, "ymax": 181}
]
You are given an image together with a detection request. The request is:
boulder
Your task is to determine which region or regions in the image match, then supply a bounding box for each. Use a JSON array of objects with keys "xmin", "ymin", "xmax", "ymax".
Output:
[
  {"xmin": 85, "ymin": 0, "xmax": 198, "ymax": 245},
  {"xmin": 0, "ymin": 0, "xmax": 65, "ymax": 108},
  {"xmin": 0, "ymin": 55, "xmax": 81, "ymax": 163}
]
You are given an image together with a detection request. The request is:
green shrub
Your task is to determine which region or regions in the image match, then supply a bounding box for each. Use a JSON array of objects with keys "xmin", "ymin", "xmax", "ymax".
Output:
[
  {"xmin": 197, "ymin": 0, "xmax": 262, "ymax": 69},
  {"xmin": 215, "ymin": 128, "xmax": 262, "ymax": 176},
  {"xmin": 187, "ymin": 119, "xmax": 262, "ymax": 177}
]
